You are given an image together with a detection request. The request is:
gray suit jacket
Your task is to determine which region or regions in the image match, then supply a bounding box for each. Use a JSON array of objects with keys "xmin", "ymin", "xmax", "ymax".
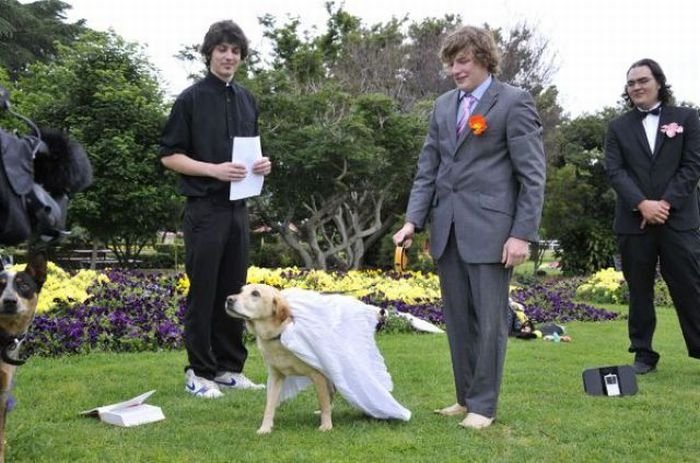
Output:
[{"xmin": 405, "ymin": 79, "xmax": 546, "ymax": 262}]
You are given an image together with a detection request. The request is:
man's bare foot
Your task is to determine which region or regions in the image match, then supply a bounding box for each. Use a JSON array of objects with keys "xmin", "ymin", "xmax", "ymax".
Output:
[{"xmin": 433, "ymin": 403, "xmax": 467, "ymax": 416}]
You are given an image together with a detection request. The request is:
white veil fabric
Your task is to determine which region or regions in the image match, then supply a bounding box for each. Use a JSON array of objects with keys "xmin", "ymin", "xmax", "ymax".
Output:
[{"xmin": 276, "ymin": 288, "xmax": 412, "ymax": 421}]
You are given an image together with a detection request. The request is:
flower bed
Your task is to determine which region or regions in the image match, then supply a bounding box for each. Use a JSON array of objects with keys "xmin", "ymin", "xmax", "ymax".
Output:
[
  {"xmin": 27, "ymin": 269, "xmax": 184, "ymax": 357},
  {"xmin": 24, "ymin": 266, "xmax": 620, "ymax": 358},
  {"xmin": 511, "ymin": 277, "xmax": 621, "ymax": 323},
  {"xmin": 575, "ymin": 267, "xmax": 672, "ymax": 307}
]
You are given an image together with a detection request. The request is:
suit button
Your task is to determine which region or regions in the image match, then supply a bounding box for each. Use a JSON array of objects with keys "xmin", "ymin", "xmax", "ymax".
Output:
[{"xmin": 452, "ymin": 186, "xmax": 458, "ymax": 192}]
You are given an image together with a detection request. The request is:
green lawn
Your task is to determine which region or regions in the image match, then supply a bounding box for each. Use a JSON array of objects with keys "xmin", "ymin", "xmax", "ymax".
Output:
[{"xmin": 8, "ymin": 306, "xmax": 699, "ymax": 462}]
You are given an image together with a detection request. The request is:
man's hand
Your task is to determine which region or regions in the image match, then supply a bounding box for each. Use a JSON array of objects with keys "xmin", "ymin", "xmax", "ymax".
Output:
[
  {"xmin": 502, "ymin": 237, "xmax": 529, "ymax": 268},
  {"xmin": 210, "ymin": 162, "xmax": 248, "ymax": 182},
  {"xmin": 209, "ymin": 156, "xmax": 272, "ymax": 182},
  {"xmin": 638, "ymin": 199, "xmax": 670, "ymax": 228},
  {"xmin": 252, "ymin": 156, "xmax": 272, "ymax": 176},
  {"xmin": 392, "ymin": 223, "xmax": 416, "ymax": 248}
]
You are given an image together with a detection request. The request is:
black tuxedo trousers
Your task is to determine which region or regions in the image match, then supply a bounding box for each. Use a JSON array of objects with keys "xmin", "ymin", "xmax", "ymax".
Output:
[
  {"xmin": 183, "ymin": 196, "xmax": 250, "ymax": 379},
  {"xmin": 618, "ymin": 226, "xmax": 700, "ymax": 362}
]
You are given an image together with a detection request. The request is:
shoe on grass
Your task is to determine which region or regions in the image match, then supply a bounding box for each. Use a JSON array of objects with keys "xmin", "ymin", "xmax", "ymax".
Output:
[
  {"xmin": 185, "ymin": 369, "xmax": 224, "ymax": 399},
  {"xmin": 632, "ymin": 361, "xmax": 657, "ymax": 375},
  {"xmin": 214, "ymin": 371, "xmax": 265, "ymax": 390}
]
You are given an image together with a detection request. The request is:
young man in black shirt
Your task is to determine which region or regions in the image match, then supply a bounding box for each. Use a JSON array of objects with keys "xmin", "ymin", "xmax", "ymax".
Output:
[{"xmin": 160, "ymin": 20, "xmax": 272, "ymax": 398}]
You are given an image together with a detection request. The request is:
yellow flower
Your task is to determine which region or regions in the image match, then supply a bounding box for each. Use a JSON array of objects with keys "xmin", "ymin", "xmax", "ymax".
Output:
[
  {"xmin": 11, "ymin": 261, "xmax": 109, "ymax": 313},
  {"xmin": 65, "ymin": 264, "xmax": 443, "ymax": 308},
  {"xmin": 575, "ymin": 268, "xmax": 625, "ymax": 304}
]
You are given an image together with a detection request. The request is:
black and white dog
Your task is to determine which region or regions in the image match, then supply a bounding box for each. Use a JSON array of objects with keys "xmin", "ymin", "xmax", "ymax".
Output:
[
  {"xmin": 0, "ymin": 85, "xmax": 92, "ymax": 246},
  {"xmin": 0, "ymin": 252, "xmax": 47, "ymax": 463}
]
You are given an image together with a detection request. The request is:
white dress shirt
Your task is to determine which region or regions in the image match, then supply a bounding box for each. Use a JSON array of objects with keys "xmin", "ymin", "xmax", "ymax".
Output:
[{"xmin": 640, "ymin": 103, "xmax": 662, "ymax": 153}]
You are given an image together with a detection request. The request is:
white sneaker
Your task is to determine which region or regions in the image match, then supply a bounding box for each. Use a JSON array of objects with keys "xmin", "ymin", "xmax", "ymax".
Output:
[
  {"xmin": 214, "ymin": 371, "xmax": 265, "ymax": 390},
  {"xmin": 185, "ymin": 369, "xmax": 224, "ymax": 398}
]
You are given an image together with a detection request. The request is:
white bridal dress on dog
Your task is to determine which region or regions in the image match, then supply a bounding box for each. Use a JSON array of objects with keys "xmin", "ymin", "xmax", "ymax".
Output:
[{"xmin": 277, "ymin": 288, "xmax": 412, "ymax": 421}]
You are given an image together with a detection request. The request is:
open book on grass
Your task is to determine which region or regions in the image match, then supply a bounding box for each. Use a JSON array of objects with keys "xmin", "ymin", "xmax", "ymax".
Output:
[{"xmin": 80, "ymin": 390, "xmax": 165, "ymax": 427}]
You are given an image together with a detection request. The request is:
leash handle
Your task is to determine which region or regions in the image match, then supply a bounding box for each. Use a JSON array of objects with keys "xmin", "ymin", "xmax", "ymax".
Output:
[{"xmin": 394, "ymin": 244, "xmax": 408, "ymax": 272}]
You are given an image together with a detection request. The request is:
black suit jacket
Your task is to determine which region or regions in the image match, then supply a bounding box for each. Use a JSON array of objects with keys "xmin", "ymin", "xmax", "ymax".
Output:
[{"xmin": 605, "ymin": 105, "xmax": 700, "ymax": 234}]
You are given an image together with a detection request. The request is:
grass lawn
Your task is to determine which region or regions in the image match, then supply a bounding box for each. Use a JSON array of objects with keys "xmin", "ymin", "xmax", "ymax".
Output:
[{"xmin": 7, "ymin": 306, "xmax": 700, "ymax": 462}]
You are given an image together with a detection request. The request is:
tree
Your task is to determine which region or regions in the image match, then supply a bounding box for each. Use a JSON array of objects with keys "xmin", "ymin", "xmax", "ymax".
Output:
[
  {"xmin": 494, "ymin": 22, "xmax": 557, "ymax": 96},
  {"xmin": 542, "ymin": 108, "xmax": 622, "ymax": 275},
  {"xmin": 254, "ymin": 86, "xmax": 425, "ymax": 269},
  {"xmin": 15, "ymin": 31, "xmax": 180, "ymax": 265},
  {"xmin": 176, "ymin": 6, "xmax": 564, "ymax": 270},
  {"xmin": 0, "ymin": 0, "xmax": 86, "ymax": 79}
]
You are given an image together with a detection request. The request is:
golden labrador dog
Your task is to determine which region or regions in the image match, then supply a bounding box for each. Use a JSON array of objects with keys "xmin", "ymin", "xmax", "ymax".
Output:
[{"xmin": 225, "ymin": 284, "xmax": 334, "ymax": 434}]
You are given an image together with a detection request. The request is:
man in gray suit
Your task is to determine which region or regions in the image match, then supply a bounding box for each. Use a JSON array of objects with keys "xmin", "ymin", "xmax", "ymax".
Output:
[{"xmin": 393, "ymin": 25, "xmax": 545, "ymax": 429}]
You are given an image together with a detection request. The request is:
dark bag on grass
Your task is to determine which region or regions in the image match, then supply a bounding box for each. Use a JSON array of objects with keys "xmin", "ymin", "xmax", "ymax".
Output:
[{"xmin": 582, "ymin": 365, "xmax": 637, "ymax": 397}]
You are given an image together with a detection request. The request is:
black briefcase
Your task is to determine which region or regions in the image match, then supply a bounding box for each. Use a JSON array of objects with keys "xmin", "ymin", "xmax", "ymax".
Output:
[{"xmin": 582, "ymin": 365, "xmax": 638, "ymax": 396}]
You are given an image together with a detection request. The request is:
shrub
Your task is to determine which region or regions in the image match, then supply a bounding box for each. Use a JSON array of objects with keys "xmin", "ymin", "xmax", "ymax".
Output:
[
  {"xmin": 616, "ymin": 275, "xmax": 673, "ymax": 307},
  {"xmin": 577, "ymin": 267, "xmax": 673, "ymax": 307},
  {"xmin": 575, "ymin": 268, "xmax": 626, "ymax": 304}
]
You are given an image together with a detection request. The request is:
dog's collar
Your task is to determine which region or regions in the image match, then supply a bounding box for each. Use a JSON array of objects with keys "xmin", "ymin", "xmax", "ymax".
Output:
[
  {"xmin": 0, "ymin": 332, "xmax": 28, "ymax": 366},
  {"xmin": 262, "ymin": 333, "xmax": 282, "ymax": 341}
]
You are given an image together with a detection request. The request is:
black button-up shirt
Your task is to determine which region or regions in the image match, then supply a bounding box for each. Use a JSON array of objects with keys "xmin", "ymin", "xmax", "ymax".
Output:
[{"xmin": 159, "ymin": 72, "xmax": 259, "ymax": 197}]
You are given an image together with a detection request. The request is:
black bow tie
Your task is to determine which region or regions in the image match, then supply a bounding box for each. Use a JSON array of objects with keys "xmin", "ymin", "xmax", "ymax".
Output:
[{"xmin": 639, "ymin": 106, "xmax": 661, "ymax": 118}]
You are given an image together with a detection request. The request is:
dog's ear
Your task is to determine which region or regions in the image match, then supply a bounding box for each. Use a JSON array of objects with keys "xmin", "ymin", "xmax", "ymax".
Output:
[
  {"xmin": 24, "ymin": 251, "xmax": 48, "ymax": 291},
  {"xmin": 273, "ymin": 295, "xmax": 291, "ymax": 323}
]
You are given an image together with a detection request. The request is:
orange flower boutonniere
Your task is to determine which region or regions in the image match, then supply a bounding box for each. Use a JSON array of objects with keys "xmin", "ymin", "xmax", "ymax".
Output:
[{"xmin": 468, "ymin": 115, "xmax": 487, "ymax": 135}]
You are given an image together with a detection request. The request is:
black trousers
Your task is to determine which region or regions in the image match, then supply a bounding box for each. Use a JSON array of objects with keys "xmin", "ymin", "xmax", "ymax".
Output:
[
  {"xmin": 183, "ymin": 196, "xmax": 249, "ymax": 379},
  {"xmin": 618, "ymin": 226, "xmax": 700, "ymax": 364}
]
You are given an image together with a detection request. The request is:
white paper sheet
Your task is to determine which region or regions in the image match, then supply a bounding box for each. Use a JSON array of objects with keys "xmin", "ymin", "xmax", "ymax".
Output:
[
  {"xmin": 80, "ymin": 390, "xmax": 157, "ymax": 416},
  {"xmin": 230, "ymin": 136, "xmax": 264, "ymax": 200},
  {"xmin": 80, "ymin": 390, "xmax": 165, "ymax": 427}
]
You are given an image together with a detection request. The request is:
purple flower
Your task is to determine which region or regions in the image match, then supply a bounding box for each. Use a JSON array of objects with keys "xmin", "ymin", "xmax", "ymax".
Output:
[{"xmin": 24, "ymin": 270, "xmax": 620, "ymax": 356}]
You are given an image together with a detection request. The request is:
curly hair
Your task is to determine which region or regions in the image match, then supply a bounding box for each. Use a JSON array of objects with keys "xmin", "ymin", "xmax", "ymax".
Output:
[
  {"xmin": 439, "ymin": 25, "xmax": 501, "ymax": 74},
  {"xmin": 622, "ymin": 58, "xmax": 674, "ymax": 107},
  {"xmin": 200, "ymin": 20, "xmax": 249, "ymax": 67}
]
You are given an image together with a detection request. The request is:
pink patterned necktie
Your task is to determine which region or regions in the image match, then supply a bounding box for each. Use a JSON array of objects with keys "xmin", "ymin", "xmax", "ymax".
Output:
[{"xmin": 456, "ymin": 94, "xmax": 476, "ymax": 137}]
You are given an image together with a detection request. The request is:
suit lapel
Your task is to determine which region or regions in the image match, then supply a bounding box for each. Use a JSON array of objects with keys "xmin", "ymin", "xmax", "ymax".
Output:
[
  {"xmin": 652, "ymin": 106, "xmax": 673, "ymax": 158},
  {"xmin": 630, "ymin": 112, "xmax": 653, "ymax": 158},
  {"xmin": 447, "ymin": 89, "xmax": 460, "ymax": 150}
]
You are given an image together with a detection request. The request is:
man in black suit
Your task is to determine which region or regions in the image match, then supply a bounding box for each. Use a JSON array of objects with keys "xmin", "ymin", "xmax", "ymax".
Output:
[{"xmin": 605, "ymin": 58, "xmax": 700, "ymax": 374}]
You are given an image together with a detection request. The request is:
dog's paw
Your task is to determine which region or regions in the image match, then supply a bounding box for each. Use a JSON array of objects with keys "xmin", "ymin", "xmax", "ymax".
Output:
[
  {"xmin": 257, "ymin": 426, "xmax": 273, "ymax": 435},
  {"xmin": 318, "ymin": 422, "xmax": 333, "ymax": 432}
]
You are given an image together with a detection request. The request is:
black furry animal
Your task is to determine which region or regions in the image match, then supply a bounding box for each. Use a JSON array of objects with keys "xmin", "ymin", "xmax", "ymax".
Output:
[
  {"xmin": 0, "ymin": 125, "xmax": 92, "ymax": 245},
  {"xmin": 33, "ymin": 127, "xmax": 92, "ymax": 197},
  {"xmin": 1, "ymin": 84, "xmax": 92, "ymax": 245}
]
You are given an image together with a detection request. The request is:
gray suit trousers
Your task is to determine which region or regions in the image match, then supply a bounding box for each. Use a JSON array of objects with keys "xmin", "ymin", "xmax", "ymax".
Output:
[{"xmin": 437, "ymin": 227, "xmax": 512, "ymax": 417}]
